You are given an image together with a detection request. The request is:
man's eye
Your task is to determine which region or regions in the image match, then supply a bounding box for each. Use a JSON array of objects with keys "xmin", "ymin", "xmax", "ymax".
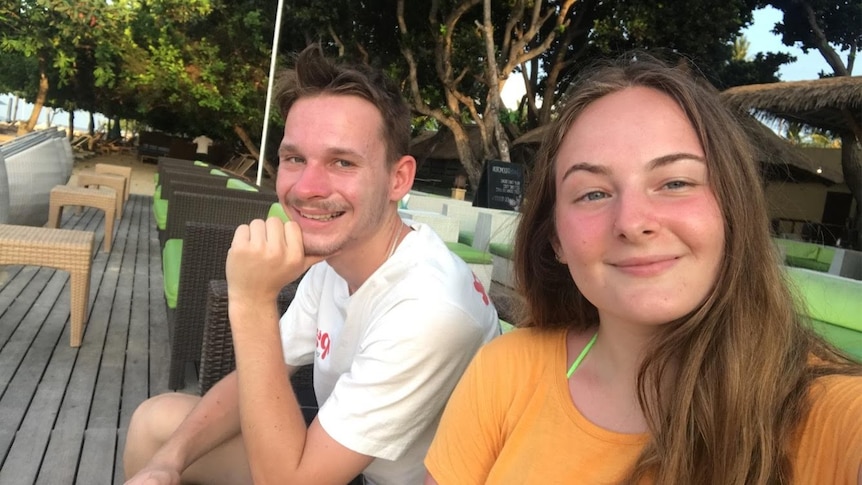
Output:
[
  {"xmin": 281, "ymin": 156, "xmax": 304, "ymax": 164},
  {"xmin": 335, "ymin": 159, "xmax": 353, "ymax": 167}
]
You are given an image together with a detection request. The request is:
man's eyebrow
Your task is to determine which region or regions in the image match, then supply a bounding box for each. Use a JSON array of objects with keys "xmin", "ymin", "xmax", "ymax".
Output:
[
  {"xmin": 277, "ymin": 143, "xmax": 365, "ymax": 160},
  {"xmin": 560, "ymin": 153, "xmax": 706, "ymax": 182}
]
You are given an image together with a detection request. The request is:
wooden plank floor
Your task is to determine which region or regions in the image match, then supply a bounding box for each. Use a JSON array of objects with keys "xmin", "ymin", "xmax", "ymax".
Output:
[{"xmin": 0, "ymin": 194, "xmax": 191, "ymax": 484}]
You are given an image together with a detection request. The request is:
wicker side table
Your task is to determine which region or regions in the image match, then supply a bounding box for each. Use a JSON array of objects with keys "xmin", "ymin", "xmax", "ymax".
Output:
[
  {"xmin": 76, "ymin": 171, "xmax": 126, "ymax": 219},
  {"xmin": 48, "ymin": 185, "xmax": 116, "ymax": 252},
  {"xmin": 94, "ymin": 163, "xmax": 132, "ymax": 202},
  {"xmin": 0, "ymin": 224, "xmax": 95, "ymax": 347}
]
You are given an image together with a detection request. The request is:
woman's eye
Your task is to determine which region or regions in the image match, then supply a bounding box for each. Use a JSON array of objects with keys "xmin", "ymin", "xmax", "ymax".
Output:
[
  {"xmin": 664, "ymin": 180, "xmax": 691, "ymax": 190},
  {"xmin": 580, "ymin": 191, "xmax": 608, "ymax": 202}
]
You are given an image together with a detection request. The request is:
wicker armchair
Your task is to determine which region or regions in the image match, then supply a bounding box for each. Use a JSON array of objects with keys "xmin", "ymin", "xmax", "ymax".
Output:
[
  {"xmin": 166, "ymin": 195, "xmax": 273, "ymax": 389},
  {"xmin": 200, "ymin": 279, "xmax": 316, "ymax": 422},
  {"xmin": 163, "ymin": 190, "xmax": 275, "ymax": 244}
]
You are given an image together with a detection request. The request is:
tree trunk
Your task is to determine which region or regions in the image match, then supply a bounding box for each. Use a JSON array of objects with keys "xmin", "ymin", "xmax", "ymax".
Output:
[
  {"xmin": 88, "ymin": 112, "xmax": 95, "ymax": 136},
  {"xmin": 449, "ymin": 124, "xmax": 482, "ymax": 188},
  {"xmin": 68, "ymin": 110, "xmax": 75, "ymax": 139},
  {"xmin": 841, "ymin": 136, "xmax": 862, "ymax": 249},
  {"xmin": 19, "ymin": 62, "xmax": 49, "ymax": 135}
]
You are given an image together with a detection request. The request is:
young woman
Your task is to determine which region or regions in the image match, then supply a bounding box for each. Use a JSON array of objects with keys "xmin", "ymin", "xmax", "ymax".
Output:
[{"xmin": 425, "ymin": 56, "xmax": 862, "ymax": 484}]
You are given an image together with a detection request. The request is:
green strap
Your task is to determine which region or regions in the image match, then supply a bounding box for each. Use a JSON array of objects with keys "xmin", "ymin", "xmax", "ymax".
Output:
[{"xmin": 567, "ymin": 332, "xmax": 598, "ymax": 379}]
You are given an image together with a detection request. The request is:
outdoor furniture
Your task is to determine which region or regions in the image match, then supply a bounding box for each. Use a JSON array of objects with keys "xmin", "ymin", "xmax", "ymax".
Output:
[
  {"xmin": 786, "ymin": 267, "xmax": 862, "ymax": 360},
  {"xmin": 167, "ymin": 213, "xmax": 272, "ymax": 389},
  {"xmin": 48, "ymin": 185, "xmax": 116, "ymax": 252},
  {"xmin": 199, "ymin": 280, "xmax": 303, "ymax": 391},
  {"xmin": 161, "ymin": 191, "xmax": 275, "ymax": 309},
  {"xmin": 399, "ymin": 209, "xmax": 460, "ymax": 243},
  {"xmin": 75, "ymin": 171, "xmax": 126, "ymax": 219},
  {"xmin": 199, "ymin": 279, "xmax": 318, "ymax": 422},
  {"xmin": 0, "ymin": 128, "xmax": 73, "ymax": 226},
  {"xmin": 0, "ymin": 224, "xmax": 94, "ymax": 347},
  {"xmin": 94, "ymin": 163, "xmax": 132, "ymax": 202}
]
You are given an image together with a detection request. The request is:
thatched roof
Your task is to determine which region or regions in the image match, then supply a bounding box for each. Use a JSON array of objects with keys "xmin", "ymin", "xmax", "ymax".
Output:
[
  {"xmin": 512, "ymin": 112, "xmax": 838, "ymax": 184},
  {"xmin": 720, "ymin": 76, "xmax": 862, "ymax": 134}
]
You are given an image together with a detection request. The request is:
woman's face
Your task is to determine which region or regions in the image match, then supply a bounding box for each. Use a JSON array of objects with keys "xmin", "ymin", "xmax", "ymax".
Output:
[{"xmin": 553, "ymin": 86, "xmax": 725, "ymax": 328}]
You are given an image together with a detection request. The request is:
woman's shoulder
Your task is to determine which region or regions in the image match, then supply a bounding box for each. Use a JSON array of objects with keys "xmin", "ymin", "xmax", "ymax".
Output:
[
  {"xmin": 476, "ymin": 327, "xmax": 566, "ymax": 366},
  {"xmin": 808, "ymin": 373, "xmax": 862, "ymax": 406}
]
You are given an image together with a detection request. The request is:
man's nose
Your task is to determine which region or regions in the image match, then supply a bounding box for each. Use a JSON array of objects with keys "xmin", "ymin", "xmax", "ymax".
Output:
[{"xmin": 291, "ymin": 162, "xmax": 331, "ymax": 198}]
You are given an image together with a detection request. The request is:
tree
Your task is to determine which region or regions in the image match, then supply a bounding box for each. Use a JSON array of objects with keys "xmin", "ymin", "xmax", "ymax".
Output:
[
  {"xmin": 0, "ymin": 1, "xmax": 132, "ymax": 135},
  {"xmin": 766, "ymin": 0, "xmax": 862, "ymax": 247}
]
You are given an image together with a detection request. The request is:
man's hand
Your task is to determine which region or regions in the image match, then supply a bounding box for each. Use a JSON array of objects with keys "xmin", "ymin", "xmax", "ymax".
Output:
[{"xmin": 226, "ymin": 217, "xmax": 322, "ymax": 305}]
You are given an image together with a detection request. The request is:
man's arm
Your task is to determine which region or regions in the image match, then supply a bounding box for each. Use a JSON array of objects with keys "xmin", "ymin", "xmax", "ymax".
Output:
[{"xmin": 227, "ymin": 218, "xmax": 373, "ymax": 484}]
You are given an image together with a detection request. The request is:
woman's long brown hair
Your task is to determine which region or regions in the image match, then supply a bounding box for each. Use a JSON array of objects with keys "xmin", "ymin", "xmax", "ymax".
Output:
[{"xmin": 513, "ymin": 54, "xmax": 861, "ymax": 484}]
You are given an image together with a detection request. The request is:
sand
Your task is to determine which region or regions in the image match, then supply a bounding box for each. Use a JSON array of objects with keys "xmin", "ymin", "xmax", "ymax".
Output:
[{"xmin": 70, "ymin": 152, "xmax": 157, "ymax": 196}]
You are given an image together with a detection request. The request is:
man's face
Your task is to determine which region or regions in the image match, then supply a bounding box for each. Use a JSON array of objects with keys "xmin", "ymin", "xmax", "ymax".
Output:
[{"xmin": 275, "ymin": 94, "xmax": 395, "ymax": 259}]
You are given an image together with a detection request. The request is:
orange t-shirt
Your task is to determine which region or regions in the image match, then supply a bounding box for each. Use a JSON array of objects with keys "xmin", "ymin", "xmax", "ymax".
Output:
[{"xmin": 425, "ymin": 328, "xmax": 862, "ymax": 484}]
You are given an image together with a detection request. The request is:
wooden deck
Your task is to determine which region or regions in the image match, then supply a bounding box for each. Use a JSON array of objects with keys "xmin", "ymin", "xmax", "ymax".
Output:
[{"xmin": 0, "ymin": 194, "xmax": 188, "ymax": 484}]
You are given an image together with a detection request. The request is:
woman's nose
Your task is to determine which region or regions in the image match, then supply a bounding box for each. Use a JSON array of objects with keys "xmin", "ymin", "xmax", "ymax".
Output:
[{"xmin": 612, "ymin": 190, "xmax": 659, "ymax": 241}]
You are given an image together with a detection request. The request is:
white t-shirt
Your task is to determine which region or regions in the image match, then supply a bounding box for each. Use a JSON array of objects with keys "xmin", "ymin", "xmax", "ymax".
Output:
[
  {"xmin": 192, "ymin": 135, "xmax": 213, "ymax": 154},
  {"xmin": 280, "ymin": 222, "xmax": 500, "ymax": 485}
]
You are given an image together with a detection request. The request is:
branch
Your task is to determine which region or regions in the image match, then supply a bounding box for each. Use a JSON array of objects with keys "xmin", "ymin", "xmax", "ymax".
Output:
[{"xmin": 803, "ymin": 2, "xmax": 850, "ymax": 76}]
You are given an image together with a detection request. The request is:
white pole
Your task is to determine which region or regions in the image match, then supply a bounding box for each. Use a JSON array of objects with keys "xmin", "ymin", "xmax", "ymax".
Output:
[{"xmin": 256, "ymin": 0, "xmax": 286, "ymax": 187}]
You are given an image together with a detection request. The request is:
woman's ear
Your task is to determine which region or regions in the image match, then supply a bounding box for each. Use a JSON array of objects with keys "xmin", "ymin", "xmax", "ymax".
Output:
[
  {"xmin": 390, "ymin": 155, "xmax": 416, "ymax": 201},
  {"xmin": 551, "ymin": 235, "xmax": 566, "ymax": 264}
]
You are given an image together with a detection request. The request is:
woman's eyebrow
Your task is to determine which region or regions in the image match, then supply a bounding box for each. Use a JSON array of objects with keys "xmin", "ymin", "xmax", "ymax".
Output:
[
  {"xmin": 646, "ymin": 152, "xmax": 706, "ymax": 170},
  {"xmin": 560, "ymin": 162, "xmax": 610, "ymax": 182}
]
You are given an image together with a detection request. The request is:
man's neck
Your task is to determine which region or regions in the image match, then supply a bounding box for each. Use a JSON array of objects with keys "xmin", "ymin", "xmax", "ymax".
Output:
[{"xmin": 327, "ymin": 213, "xmax": 406, "ymax": 294}]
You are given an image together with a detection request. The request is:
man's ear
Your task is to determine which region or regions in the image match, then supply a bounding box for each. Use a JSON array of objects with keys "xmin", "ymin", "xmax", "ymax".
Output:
[{"xmin": 390, "ymin": 155, "xmax": 416, "ymax": 201}]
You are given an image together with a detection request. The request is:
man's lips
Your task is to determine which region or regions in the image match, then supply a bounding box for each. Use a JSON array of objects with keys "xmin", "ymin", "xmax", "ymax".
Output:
[{"xmin": 297, "ymin": 210, "xmax": 344, "ymax": 222}]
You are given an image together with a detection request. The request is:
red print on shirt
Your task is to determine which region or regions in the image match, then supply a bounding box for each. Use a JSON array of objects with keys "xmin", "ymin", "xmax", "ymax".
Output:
[
  {"xmin": 317, "ymin": 329, "xmax": 331, "ymax": 360},
  {"xmin": 473, "ymin": 273, "xmax": 489, "ymax": 306}
]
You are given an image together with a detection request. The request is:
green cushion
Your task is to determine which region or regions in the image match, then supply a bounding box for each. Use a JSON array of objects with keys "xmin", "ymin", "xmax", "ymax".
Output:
[
  {"xmin": 786, "ymin": 257, "xmax": 830, "ymax": 272},
  {"xmin": 786, "ymin": 267, "xmax": 862, "ymax": 332},
  {"xmin": 816, "ymin": 247, "xmax": 836, "ymax": 264},
  {"xmin": 210, "ymin": 168, "xmax": 228, "ymax": 177},
  {"xmin": 776, "ymin": 239, "xmax": 820, "ymax": 260},
  {"xmin": 162, "ymin": 239, "xmax": 183, "ymax": 309},
  {"xmin": 500, "ymin": 319, "xmax": 515, "ymax": 334},
  {"xmin": 226, "ymin": 178, "xmax": 258, "ymax": 191},
  {"xmin": 153, "ymin": 198, "xmax": 168, "ymax": 231},
  {"xmin": 458, "ymin": 231, "xmax": 475, "ymax": 246},
  {"xmin": 489, "ymin": 242, "xmax": 513, "ymax": 259},
  {"xmin": 445, "ymin": 242, "xmax": 493, "ymax": 265},
  {"xmin": 811, "ymin": 319, "xmax": 862, "ymax": 361},
  {"xmin": 194, "ymin": 161, "xmax": 209, "ymax": 167},
  {"xmin": 154, "ymin": 173, "xmax": 159, "ymax": 185},
  {"xmin": 154, "ymin": 185, "xmax": 162, "ymax": 200},
  {"xmin": 268, "ymin": 203, "xmax": 289, "ymax": 222}
]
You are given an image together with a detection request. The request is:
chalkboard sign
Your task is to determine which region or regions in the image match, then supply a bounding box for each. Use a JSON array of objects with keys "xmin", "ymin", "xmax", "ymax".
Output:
[{"xmin": 472, "ymin": 160, "xmax": 523, "ymax": 211}]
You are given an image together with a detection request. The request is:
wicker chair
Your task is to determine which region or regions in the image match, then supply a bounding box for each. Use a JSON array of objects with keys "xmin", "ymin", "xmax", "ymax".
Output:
[
  {"xmin": 163, "ymin": 190, "xmax": 275, "ymax": 245},
  {"xmin": 166, "ymin": 196, "xmax": 274, "ymax": 389},
  {"xmin": 199, "ymin": 280, "xmax": 316, "ymax": 424}
]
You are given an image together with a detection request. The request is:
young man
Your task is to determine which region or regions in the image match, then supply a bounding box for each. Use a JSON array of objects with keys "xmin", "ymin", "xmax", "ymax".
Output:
[{"xmin": 123, "ymin": 46, "xmax": 499, "ymax": 485}]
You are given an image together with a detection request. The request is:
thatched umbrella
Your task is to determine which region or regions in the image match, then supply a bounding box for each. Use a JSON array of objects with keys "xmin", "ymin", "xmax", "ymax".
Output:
[
  {"xmin": 722, "ymin": 76, "xmax": 862, "ymax": 248},
  {"xmin": 720, "ymin": 76, "xmax": 862, "ymax": 138}
]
